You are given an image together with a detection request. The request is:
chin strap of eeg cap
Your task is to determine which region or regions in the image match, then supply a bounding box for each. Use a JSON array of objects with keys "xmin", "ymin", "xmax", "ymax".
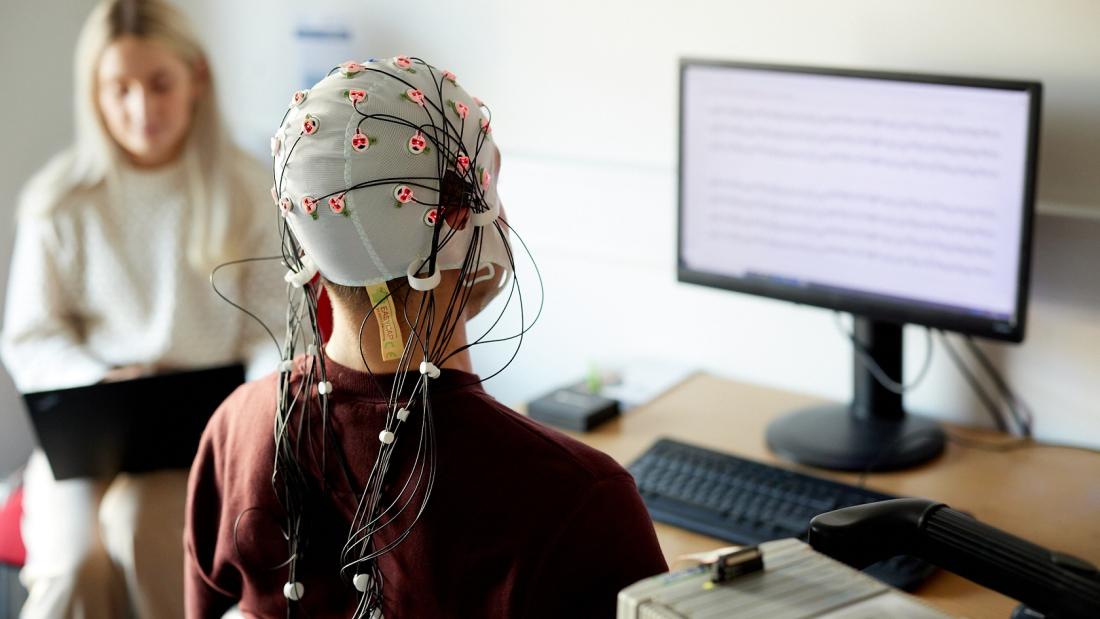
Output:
[{"xmin": 463, "ymin": 262, "xmax": 496, "ymax": 288}]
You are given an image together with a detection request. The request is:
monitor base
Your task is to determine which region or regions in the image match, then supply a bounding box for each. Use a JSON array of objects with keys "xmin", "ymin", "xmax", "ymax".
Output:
[{"xmin": 766, "ymin": 404, "xmax": 946, "ymax": 471}]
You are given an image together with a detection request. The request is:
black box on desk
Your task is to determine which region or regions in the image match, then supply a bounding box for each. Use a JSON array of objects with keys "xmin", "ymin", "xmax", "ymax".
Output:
[{"xmin": 528, "ymin": 387, "xmax": 620, "ymax": 432}]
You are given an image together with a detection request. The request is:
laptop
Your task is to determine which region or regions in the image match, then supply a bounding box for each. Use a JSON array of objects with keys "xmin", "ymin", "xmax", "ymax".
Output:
[{"xmin": 22, "ymin": 363, "xmax": 245, "ymax": 480}]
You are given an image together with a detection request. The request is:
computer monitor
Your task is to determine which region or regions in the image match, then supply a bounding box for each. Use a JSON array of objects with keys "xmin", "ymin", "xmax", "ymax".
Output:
[{"xmin": 677, "ymin": 59, "xmax": 1041, "ymax": 471}]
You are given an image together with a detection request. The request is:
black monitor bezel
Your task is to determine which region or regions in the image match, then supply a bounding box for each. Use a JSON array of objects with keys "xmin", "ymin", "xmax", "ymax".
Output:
[{"xmin": 677, "ymin": 58, "xmax": 1042, "ymax": 343}]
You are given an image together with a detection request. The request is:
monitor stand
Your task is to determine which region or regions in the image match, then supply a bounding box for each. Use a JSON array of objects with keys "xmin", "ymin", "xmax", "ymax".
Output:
[{"xmin": 766, "ymin": 317, "xmax": 945, "ymax": 471}]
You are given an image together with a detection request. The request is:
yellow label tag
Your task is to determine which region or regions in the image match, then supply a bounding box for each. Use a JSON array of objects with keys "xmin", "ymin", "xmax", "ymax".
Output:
[{"xmin": 366, "ymin": 282, "xmax": 404, "ymax": 361}]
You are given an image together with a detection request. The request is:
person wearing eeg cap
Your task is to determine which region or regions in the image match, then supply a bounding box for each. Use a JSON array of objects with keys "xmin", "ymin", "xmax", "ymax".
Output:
[{"xmin": 184, "ymin": 56, "xmax": 667, "ymax": 617}]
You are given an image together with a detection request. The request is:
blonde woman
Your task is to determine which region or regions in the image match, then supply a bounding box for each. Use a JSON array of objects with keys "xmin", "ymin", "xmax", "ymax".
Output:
[{"xmin": 0, "ymin": 0, "xmax": 276, "ymax": 617}]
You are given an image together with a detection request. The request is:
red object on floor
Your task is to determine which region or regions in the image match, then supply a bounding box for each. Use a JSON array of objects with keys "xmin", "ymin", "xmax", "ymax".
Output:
[{"xmin": 0, "ymin": 487, "xmax": 26, "ymax": 567}]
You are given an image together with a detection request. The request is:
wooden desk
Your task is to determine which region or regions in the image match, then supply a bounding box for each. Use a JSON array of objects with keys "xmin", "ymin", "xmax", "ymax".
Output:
[{"xmin": 556, "ymin": 373, "xmax": 1100, "ymax": 619}]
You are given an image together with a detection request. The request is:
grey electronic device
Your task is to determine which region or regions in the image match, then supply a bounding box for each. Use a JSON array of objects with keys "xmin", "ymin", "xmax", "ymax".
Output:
[{"xmin": 617, "ymin": 538, "xmax": 951, "ymax": 618}]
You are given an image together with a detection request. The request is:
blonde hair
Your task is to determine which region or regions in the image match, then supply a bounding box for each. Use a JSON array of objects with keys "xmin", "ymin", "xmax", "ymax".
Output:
[{"xmin": 22, "ymin": 0, "xmax": 256, "ymax": 273}]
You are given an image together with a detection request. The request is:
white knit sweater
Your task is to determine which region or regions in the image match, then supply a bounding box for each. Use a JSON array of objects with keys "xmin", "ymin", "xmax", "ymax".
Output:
[{"xmin": 1, "ymin": 152, "xmax": 283, "ymax": 393}]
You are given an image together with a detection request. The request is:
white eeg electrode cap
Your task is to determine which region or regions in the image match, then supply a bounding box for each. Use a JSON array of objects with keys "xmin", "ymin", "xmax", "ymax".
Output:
[{"xmin": 271, "ymin": 57, "xmax": 512, "ymax": 309}]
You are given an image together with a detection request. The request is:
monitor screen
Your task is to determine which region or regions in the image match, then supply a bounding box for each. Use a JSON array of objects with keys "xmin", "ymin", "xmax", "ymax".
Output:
[{"xmin": 678, "ymin": 61, "xmax": 1041, "ymax": 341}]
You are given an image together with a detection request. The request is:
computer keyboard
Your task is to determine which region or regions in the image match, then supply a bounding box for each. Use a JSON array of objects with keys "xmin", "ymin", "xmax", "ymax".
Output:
[{"xmin": 628, "ymin": 438, "xmax": 936, "ymax": 591}]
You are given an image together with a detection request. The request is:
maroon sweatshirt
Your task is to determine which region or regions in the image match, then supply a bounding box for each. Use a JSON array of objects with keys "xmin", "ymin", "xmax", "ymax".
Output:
[{"xmin": 184, "ymin": 357, "xmax": 668, "ymax": 618}]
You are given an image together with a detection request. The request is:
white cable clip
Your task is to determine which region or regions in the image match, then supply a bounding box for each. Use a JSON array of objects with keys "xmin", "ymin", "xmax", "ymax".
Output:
[
  {"xmin": 419, "ymin": 361, "xmax": 440, "ymax": 379},
  {"xmin": 370, "ymin": 608, "xmax": 383, "ymax": 619},
  {"xmin": 469, "ymin": 199, "xmax": 500, "ymax": 227},
  {"xmin": 318, "ymin": 381, "xmax": 333, "ymax": 395},
  {"xmin": 352, "ymin": 573, "xmax": 372, "ymax": 592},
  {"xmin": 406, "ymin": 258, "xmax": 441, "ymax": 291},
  {"xmin": 283, "ymin": 581, "xmax": 305, "ymax": 601},
  {"xmin": 279, "ymin": 359, "xmax": 294, "ymax": 373},
  {"xmin": 379, "ymin": 430, "xmax": 395, "ymax": 444},
  {"xmin": 284, "ymin": 254, "xmax": 318, "ymax": 288},
  {"xmin": 396, "ymin": 407, "xmax": 411, "ymax": 422}
]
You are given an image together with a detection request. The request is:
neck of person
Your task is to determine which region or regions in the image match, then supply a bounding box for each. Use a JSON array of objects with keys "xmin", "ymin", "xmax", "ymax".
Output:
[{"xmin": 324, "ymin": 290, "xmax": 475, "ymax": 376}]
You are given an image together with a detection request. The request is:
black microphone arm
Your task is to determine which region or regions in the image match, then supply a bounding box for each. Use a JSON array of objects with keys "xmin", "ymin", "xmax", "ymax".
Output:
[{"xmin": 808, "ymin": 498, "xmax": 1100, "ymax": 619}]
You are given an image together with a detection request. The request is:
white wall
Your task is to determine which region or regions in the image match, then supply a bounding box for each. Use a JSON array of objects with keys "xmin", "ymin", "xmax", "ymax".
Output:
[
  {"xmin": 0, "ymin": 0, "xmax": 100, "ymax": 474},
  {"xmin": 2, "ymin": 0, "xmax": 1098, "ymax": 475}
]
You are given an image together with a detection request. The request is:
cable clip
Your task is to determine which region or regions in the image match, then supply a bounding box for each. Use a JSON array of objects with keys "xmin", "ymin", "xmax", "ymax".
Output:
[
  {"xmin": 469, "ymin": 199, "xmax": 500, "ymax": 227},
  {"xmin": 352, "ymin": 572, "xmax": 372, "ymax": 592},
  {"xmin": 284, "ymin": 254, "xmax": 318, "ymax": 288},
  {"xmin": 283, "ymin": 581, "xmax": 305, "ymax": 601},
  {"xmin": 419, "ymin": 362, "xmax": 440, "ymax": 379},
  {"xmin": 406, "ymin": 258, "xmax": 441, "ymax": 291}
]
